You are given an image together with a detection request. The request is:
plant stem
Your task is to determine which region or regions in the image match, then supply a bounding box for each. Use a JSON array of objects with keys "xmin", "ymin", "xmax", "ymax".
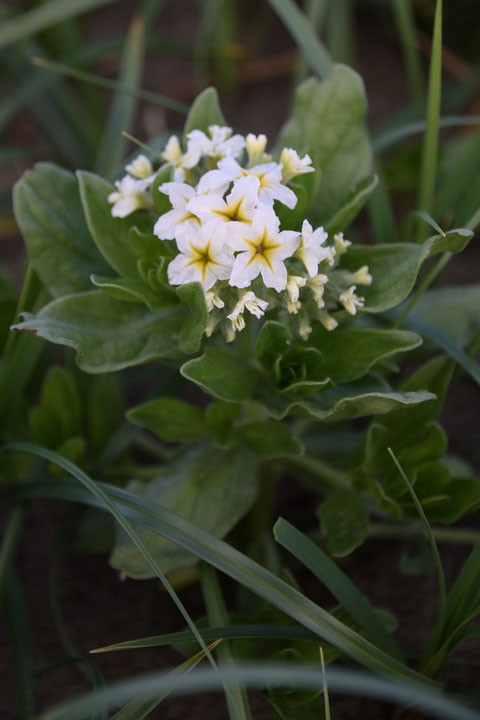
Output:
[
  {"xmin": 0, "ymin": 503, "xmax": 26, "ymax": 604},
  {"xmin": 368, "ymin": 522, "xmax": 480, "ymax": 545},
  {"xmin": 283, "ymin": 454, "xmax": 350, "ymax": 490}
]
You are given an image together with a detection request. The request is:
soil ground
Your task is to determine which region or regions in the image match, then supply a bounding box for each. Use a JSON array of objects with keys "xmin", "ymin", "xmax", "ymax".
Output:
[{"xmin": 2, "ymin": 1, "xmax": 480, "ymax": 718}]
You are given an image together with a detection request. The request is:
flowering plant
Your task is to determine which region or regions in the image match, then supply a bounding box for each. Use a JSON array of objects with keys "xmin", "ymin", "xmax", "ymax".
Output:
[{"xmin": 12, "ymin": 69, "xmax": 476, "ymax": 574}]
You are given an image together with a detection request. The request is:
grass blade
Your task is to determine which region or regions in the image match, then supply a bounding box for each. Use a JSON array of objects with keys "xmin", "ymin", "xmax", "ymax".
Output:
[
  {"xmin": 3, "ymin": 453, "xmax": 436, "ymax": 688},
  {"xmin": 94, "ymin": 17, "xmax": 145, "ymax": 177},
  {"xmin": 373, "ymin": 115, "xmax": 480, "ymax": 153},
  {"xmin": 32, "ymin": 57, "xmax": 189, "ymax": 114},
  {"xmin": 0, "ymin": 0, "xmax": 119, "ymax": 51},
  {"xmin": 325, "ymin": 0, "xmax": 354, "ymax": 66},
  {"xmin": 267, "ymin": 0, "xmax": 333, "ymax": 78},
  {"xmin": 387, "ymin": 449, "xmax": 446, "ymax": 635},
  {"xmin": 91, "ymin": 625, "xmax": 325, "ymax": 653},
  {"xmin": 109, "ymin": 640, "xmax": 221, "ymax": 720},
  {"xmin": 200, "ymin": 564, "xmax": 251, "ymax": 720},
  {"xmin": 3, "ymin": 571, "xmax": 35, "ymax": 720},
  {"xmin": 294, "ymin": 0, "xmax": 327, "ymax": 85},
  {"xmin": 415, "ymin": 0, "xmax": 442, "ymax": 243},
  {"xmin": 32, "ymin": 664, "xmax": 480, "ymax": 720},
  {"xmin": 0, "ymin": 503, "xmax": 26, "ymax": 603},
  {"xmin": 2, "ymin": 445, "xmax": 217, "ymax": 671},
  {"xmin": 320, "ymin": 647, "xmax": 331, "ymax": 720},
  {"xmin": 391, "ymin": 0, "xmax": 423, "ymax": 107},
  {"xmin": 274, "ymin": 518, "xmax": 403, "ymax": 659}
]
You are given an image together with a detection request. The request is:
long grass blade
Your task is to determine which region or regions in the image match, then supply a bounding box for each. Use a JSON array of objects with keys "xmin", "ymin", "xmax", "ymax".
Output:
[
  {"xmin": 3, "ymin": 571, "xmax": 35, "ymax": 720},
  {"xmin": 91, "ymin": 624, "xmax": 324, "ymax": 653},
  {"xmin": 274, "ymin": 518, "xmax": 403, "ymax": 659},
  {"xmin": 387, "ymin": 449, "xmax": 446, "ymax": 632},
  {"xmin": 3, "ymin": 454, "xmax": 436, "ymax": 688},
  {"xmin": 294, "ymin": 0, "xmax": 327, "ymax": 85},
  {"xmin": 200, "ymin": 564, "xmax": 251, "ymax": 720},
  {"xmin": 109, "ymin": 640, "xmax": 221, "ymax": 720},
  {"xmin": 0, "ymin": 504, "xmax": 26, "ymax": 603},
  {"xmin": 267, "ymin": 0, "xmax": 333, "ymax": 78},
  {"xmin": 415, "ymin": 0, "xmax": 442, "ymax": 243},
  {"xmin": 2, "ymin": 445, "xmax": 216, "ymax": 670},
  {"xmin": 0, "ymin": 0, "xmax": 118, "ymax": 51},
  {"xmin": 325, "ymin": 0, "xmax": 354, "ymax": 66},
  {"xmin": 32, "ymin": 57, "xmax": 189, "ymax": 114},
  {"xmin": 391, "ymin": 0, "xmax": 423, "ymax": 107},
  {"xmin": 33, "ymin": 664, "xmax": 480, "ymax": 720},
  {"xmin": 373, "ymin": 115, "xmax": 480, "ymax": 153},
  {"xmin": 94, "ymin": 18, "xmax": 145, "ymax": 177}
]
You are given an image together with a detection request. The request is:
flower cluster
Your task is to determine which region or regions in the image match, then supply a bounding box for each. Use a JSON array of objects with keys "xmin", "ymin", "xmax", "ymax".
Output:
[{"xmin": 108, "ymin": 126, "xmax": 371, "ymax": 341}]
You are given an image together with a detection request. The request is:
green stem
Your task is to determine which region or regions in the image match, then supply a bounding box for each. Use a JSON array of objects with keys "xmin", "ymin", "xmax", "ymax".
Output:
[
  {"xmin": 391, "ymin": 0, "xmax": 424, "ymax": 108},
  {"xmin": 0, "ymin": 503, "xmax": 26, "ymax": 604},
  {"xmin": 283, "ymin": 454, "xmax": 350, "ymax": 490},
  {"xmin": 32, "ymin": 56, "xmax": 189, "ymax": 114},
  {"xmin": 368, "ymin": 522, "xmax": 480, "ymax": 545},
  {"xmin": 3, "ymin": 262, "xmax": 41, "ymax": 357},
  {"xmin": 415, "ymin": 0, "xmax": 442, "ymax": 244}
]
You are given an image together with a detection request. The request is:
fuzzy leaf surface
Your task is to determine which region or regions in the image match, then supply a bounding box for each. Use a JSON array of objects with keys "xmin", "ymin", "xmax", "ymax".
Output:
[
  {"xmin": 13, "ymin": 163, "xmax": 110, "ymax": 297},
  {"xmin": 110, "ymin": 445, "xmax": 258, "ymax": 578}
]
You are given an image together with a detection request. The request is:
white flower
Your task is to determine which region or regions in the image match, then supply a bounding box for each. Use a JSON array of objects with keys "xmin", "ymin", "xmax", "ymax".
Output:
[
  {"xmin": 296, "ymin": 220, "xmax": 332, "ymax": 277},
  {"xmin": 218, "ymin": 157, "xmax": 297, "ymax": 209},
  {"xmin": 205, "ymin": 289, "xmax": 225, "ymax": 311},
  {"xmin": 334, "ymin": 232, "xmax": 351, "ymax": 255},
  {"xmin": 227, "ymin": 291, "xmax": 269, "ymax": 330},
  {"xmin": 153, "ymin": 182, "xmax": 201, "ymax": 240},
  {"xmin": 352, "ymin": 265, "xmax": 372, "ymax": 286},
  {"xmin": 286, "ymin": 275, "xmax": 307, "ymax": 303},
  {"xmin": 107, "ymin": 175, "xmax": 153, "ymax": 218},
  {"xmin": 125, "ymin": 154, "xmax": 154, "ymax": 179},
  {"xmin": 339, "ymin": 285, "xmax": 364, "ymax": 315},
  {"xmin": 307, "ymin": 273, "xmax": 329, "ymax": 308},
  {"xmin": 187, "ymin": 125, "xmax": 245, "ymax": 162},
  {"xmin": 167, "ymin": 222, "xmax": 233, "ymax": 290},
  {"xmin": 245, "ymin": 133, "xmax": 269, "ymax": 166},
  {"xmin": 196, "ymin": 168, "xmax": 231, "ymax": 197},
  {"xmin": 227, "ymin": 205, "xmax": 299, "ymax": 292},
  {"xmin": 161, "ymin": 135, "xmax": 203, "ymax": 181},
  {"xmin": 187, "ymin": 175, "xmax": 259, "ymax": 237},
  {"xmin": 287, "ymin": 299, "xmax": 301, "ymax": 314},
  {"xmin": 318, "ymin": 310, "xmax": 338, "ymax": 331},
  {"xmin": 299, "ymin": 316, "xmax": 312, "ymax": 339},
  {"xmin": 280, "ymin": 148, "xmax": 315, "ymax": 183}
]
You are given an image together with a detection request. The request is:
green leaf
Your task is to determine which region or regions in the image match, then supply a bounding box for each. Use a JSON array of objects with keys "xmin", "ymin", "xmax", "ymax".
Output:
[
  {"xmin": 77, "ymin": 170, "xmax": 151, "ymax": 278},
  {"xmin": 339, "ymin": 229, "xmax": 472, "ymax": 314},
  {"xmin": 276, "ymin": 65, "xmax": 372, "ymax": 221},
  {"xmin": 183, "ymin": 87, "xmax": 225, "ymax": 139},
  {"xmin": 13, "ymin": 163, "xmax": 110, "ymax": 297},
  {"xmin": 12, "ymin": 291, "xmax": 198, "ymax": 372},
  {"xmin": 7, "ymin": 451, "xmax": 435, "ymax": 687},
  {"xmin": 413, "ymin": 285, "xmax": 480, "ymax": 347},
  {"xmin": 181, "ymin": 347, "xmax": 262, "ymax": 403},
  {"xmin": 176, "ymin": 282, "xmax": 208, "ymax": 354},
  {"xmin": 205, "ymin": 401, "xmax": 241, "ymax": 449},
  {"xmin": 127, "ymin": 398, "xmax": 208, "ymax": 443},
  {"xmin": 325, "ymin": 175, "xmax": 378, "ymax": 235},
  {"xmin": 274, "ymin": 518, "xmax": 402, "ymax": 659},
  {"xmin": 239, "ymin": 421, "xmax": 303, "ymax": 459},
  {"xmin": 308, "ymin": 327, "xmax": 422, "ymax": 384},
  {"xmin": 110, "ymin": 445, "xmax": 258, "ymax": 578},
  {"xmin": 317, "ymin": 491, "xmax": 370, "ymax": 557},
  {"xmin": 90, "ymin": 274, "xmax": 177, "ymax": 311},
  {"xmin": 29, "ymin": 366, "xmax": 82, "ymax": 447},
  {"xmin": 258, "ymin": 376, "xmax": 435, "ymax": 422},
  {"xmin": 151, "ymin": 163, "xmax": 175, "ymax": 214}
]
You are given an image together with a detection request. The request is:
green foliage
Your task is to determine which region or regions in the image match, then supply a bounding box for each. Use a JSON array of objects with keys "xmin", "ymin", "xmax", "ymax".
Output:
[
  {"xmin": 317, "ymin": 491, "xmax": 370, "ymax": 558},
  {"xmin": 356, "ymin": 357, "xmax": 480, "ymax": 523},
  {"xmin": 13, "ymin": 163, "xmax": 110, "ymax": 297},
  {"xmin": 127, "ymin": 398, "xmax": 208, "ymax": 443},
  {"xmin": 277, "ymin": 65, "xmax": 372, "ymax": 221},
  {"xmin": 183, "ymin": 87, "xmax": 225, "ymax": 138},
  {"xmin": 239, "ymin": 421, "xmax": 303, "ymax": 459},
  {"xmin": 110, "ymin": 445, "xmax": 258, "ymax": 578},
  {"xmin": 12, "ymin": 291, "xmax": 206, "ymax": 371}
]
